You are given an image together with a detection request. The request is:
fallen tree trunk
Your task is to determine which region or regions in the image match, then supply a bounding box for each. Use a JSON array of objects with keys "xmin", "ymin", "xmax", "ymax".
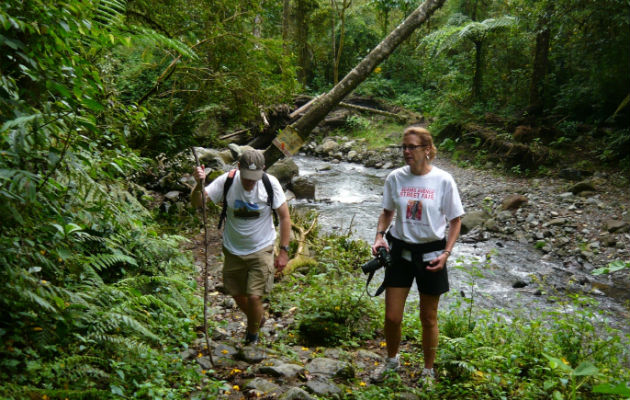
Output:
[
  {"xmin": 264, "ymin": 0, "xmax": 447, "ymax": 167},
  {"xmin": 291, "ymin": 95, "xmax": 405, "ymax": 120},
  {"xmin": 281, "ymin": 216, "xmax": 318, "ymax": 276}
]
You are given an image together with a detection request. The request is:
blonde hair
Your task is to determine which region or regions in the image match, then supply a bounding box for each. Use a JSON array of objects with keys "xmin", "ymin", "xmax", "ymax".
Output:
[{"xmin": 403, "ymin": 126, "xmax": 437, "ymax": 161}]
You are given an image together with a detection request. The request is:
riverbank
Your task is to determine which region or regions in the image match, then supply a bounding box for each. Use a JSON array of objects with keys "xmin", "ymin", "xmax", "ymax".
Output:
[{"xmin": 183, "ymin": 149, "xmax": 630, "ymax": 399}]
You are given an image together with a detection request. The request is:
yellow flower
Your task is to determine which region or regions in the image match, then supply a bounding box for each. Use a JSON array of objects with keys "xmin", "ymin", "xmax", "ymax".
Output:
[
  {"xmin": 374, "ymin": 67, "xmax": 382, "ymax": 74},
  {"xmin": 201, "ymin": 369, "xmax": 206, "ymax": 374},
  {"xmin": 41, "ymin": 280, "xmax": 48, "ymax": 285},
  {"xmin": 197, "ymin": 352, "xmax": 203, "ymax": 358},
  {"xmin": 33, "ymin": 327, "xmax": 43, "ymax": 331},
  {"xmin": 379, "ymin": 341, "xmax": 386, "ymax": 348},
  {"xmin": 562, "ymin": 358, "xmax": 570, "ymax": 365},
  {"xmin": 301, "ymin": 347, "xmax": 309, "ymax": 351},
  {"xmin": 232, "ymin": 385, "xmax": 240, "ymax": 391},
  {"xmin": 334, "ymin": 306, "xmax": 340, "ymax": 311},
  {"xmin": 359, "ymin": 381, "xmax": 366, "ymax": 387},
  {"xmin": 222, "ymin": 349, "xmax": 229, "ymax": 354},
  {"xmin": 230, "ymin": 368, "xmax": 241, "ymax": 375},
  {"xmin": 374, "ymin": 361, "xmax": 379, "ymax": 366}
]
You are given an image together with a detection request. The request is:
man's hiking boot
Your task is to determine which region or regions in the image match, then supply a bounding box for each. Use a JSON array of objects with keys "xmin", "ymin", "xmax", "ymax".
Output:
[
  {"xmin": 418, "ymin": 367, "xmax": 436, "ymax": 389},
  {"xmin": 244, "ymin": 314, "xmax": 266, "ymax": 345},
  {"xmin": 371, "ymin": 356, "xmax": 400, "ymax": 383},
  {"xmin": 244, "ymin": 332, "xmax": 259, "ymax": 345}
]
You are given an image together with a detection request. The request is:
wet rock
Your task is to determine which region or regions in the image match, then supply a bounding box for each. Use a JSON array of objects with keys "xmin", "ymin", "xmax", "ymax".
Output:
[
  {"xmin": 267, "ymin": 157, "xmax": 300, "ymax": 187},
  {"xmin": 304, "ymin": 376, "xmax": 342, "ymax": 397},
  {"xmin": 214, "ymin": 343, "xmax": 238, "ymax": 358},
  {"xmin": 245, "ymin": 377, "xmax": 281, "ymax": 396},
  {"xmin": 196, "ymin": 356, "xmax": 213, "ymax": 370},
  {"xmin": 280, "ymin": 387, "xmax": 316, "ymax": 400},
  {"xmin": 258, "ymin": 359, "xmax": 305, "ymax": 378},
  {"xmin": 291, "ymin": 176, "xmax": 316, "ymax": 200},
  {"xmin": 461, "ymin": 210, "xmax": 489, "ymax": 234},
  {"xmin": 238, "ymin": 344, "xmax": 267, "ymax": 364},
  {"xmin": 305, "ymin": 357, "xmax": 354, "ymax": 379}
]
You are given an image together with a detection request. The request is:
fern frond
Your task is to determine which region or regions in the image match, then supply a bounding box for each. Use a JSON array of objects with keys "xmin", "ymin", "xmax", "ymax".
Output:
[
  {"xmin": 86, "ymin": 252, "xmax": 138, "ymax": 271},
  {"xmin": 91, "ymin": 311, "xmax": 159, "ymax": 342},
  {"xmin": 90, "ymin": 334, "xmax": 152, "ymax": 353},
  {"xmin": 134, "ymin": 26, "xmax": 198, "ymax": 60}
]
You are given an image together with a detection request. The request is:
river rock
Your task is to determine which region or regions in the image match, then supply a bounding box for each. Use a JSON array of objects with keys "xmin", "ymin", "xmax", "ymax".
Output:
[
  {"xmin": 290, "ymin": 177, "xmax": 315, "ymax": 200},
  {"xmin": 304, "ymin": 376, "xmax": 342, "ymax": 397},
  {"xmin": 305, "ymin": 357, "xmax": 354, "ymax": 379},
  {"xmin": 194, "ymin": 147, "xmax": 228, "ymax": 171},
  {"xmin": 245, "ymin": 377, "xmax": 281, "ymax": 396},
  {"xmin": 461, "ymin": 209, "xmax": 489, "ymax": 234},
  {"xmin": 605, "ymin": 219, "xmax": 629, "ymax": 233},
  {"xmin": 267, "ymin": 157, "xmax": 299, "ymax": 187},
  {"xmin": 500, "ymin": 194, "xmax": 528, "ymax": 211},
  {"xmin": 569, "ymin": 180, "xmax": 597, "ymax": 195},
  {"xmin": 258, "ymin": 359, "xmax": 305, "ymax": 378},
  {"xmin": 280, "ymin": 387, "xmax": 316, "ymax": 400}
]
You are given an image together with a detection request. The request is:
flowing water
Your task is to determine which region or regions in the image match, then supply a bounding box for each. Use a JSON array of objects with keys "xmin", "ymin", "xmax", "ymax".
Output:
[{"xmin": 289, "ymin": 155, "xmax": 630, "ymax": 334}]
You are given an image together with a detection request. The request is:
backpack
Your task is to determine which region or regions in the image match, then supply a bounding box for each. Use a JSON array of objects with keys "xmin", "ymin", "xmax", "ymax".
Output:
[{"xmin": 217, "ymin": 169, "xmax": 278, "ymax": 230}]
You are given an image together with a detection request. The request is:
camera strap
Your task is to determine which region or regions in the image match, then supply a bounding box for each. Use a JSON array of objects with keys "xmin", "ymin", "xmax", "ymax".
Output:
[{"xmin": 365, "ymin": 270, "xmax": 386, "ymax": 297}]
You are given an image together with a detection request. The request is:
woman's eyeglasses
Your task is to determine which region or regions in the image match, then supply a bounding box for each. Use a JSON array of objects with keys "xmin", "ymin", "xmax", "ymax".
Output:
[{"xmin": 400, "ymin": 144, "xmax": 428, "ymax": 151}]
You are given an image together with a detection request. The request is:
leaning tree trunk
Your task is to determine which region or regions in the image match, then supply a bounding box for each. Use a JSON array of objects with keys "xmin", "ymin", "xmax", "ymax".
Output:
[{"xmin": 263, "ymin": 0, "xmax": 447, "ymax": 167}]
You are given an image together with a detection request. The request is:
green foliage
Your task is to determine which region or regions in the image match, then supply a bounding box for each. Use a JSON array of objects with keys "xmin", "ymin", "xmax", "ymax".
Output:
[
  {"xmin": 270, "ymin": 232, "xmax": 381, "ymax": 347},
  {"xmin": 591, "ymin": 260, "xmax": 630, "ymax": 276},
  {"xmin": 0, "ymin": 1, "xmax": 223, "ymax": 397}
]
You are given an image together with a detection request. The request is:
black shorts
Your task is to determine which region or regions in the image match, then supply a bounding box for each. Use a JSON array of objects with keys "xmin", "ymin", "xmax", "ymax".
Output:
[{"xmin": 384, "ymin": 249, "xmax": 450, "ymax": 296}]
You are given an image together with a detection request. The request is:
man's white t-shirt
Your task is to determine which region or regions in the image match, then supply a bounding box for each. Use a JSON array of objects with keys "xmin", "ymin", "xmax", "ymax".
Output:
[
  {"xmin": 205, "ymin": 171, "xmax": 286, "ymax": 256},
  {"xmin": 383, "ymin": 165, "xmax": 464, "ymax": 251}
]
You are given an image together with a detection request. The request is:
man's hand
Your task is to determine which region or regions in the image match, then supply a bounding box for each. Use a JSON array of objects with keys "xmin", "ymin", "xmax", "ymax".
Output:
[
  {"xmin": 193, "ymin": 165, "xmax": 206, "ymax": 183},
  {"xmin": 275, "ymin": 250, "xmax": 289, "ymax": 272}
]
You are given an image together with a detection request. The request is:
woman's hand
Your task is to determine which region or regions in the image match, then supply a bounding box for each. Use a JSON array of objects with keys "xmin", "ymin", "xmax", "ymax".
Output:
[
  {"xmin": 425, "ymin": 252, "xmax": 448, "ymax": 272},
  {"xmin": 371, "ymin": 238, "xmax": 389, "ymax": 256}
]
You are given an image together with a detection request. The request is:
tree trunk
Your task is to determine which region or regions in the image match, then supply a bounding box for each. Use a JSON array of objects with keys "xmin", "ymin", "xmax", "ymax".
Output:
[
  {"xmin": 333, "ymin": 0, "xmax": 352, "ymax": 85},
  {"xmin": 295, "ymin": 0, "xmax": 311, "ymax": 85},
  {"xmin": 282, "ymin": 0, "xmax": 291, "ymax": 55},
  {"xmin": 472, "ymin": 40, "xmax": 483, "ymax": 100},
  {"xmin": 331, "ymin": 0, "xmax": 336, "ymax": 84},
  {"xmin": 528, "ymin": 4, "xmax": 552, "ymax": 115},
  {"xmin": 264, "ymin": 0, "xmax": 447, "ymax": 166}
]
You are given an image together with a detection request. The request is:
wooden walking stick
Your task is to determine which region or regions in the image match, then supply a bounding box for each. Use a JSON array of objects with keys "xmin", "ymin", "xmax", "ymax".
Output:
[{"xmin": 190, "ymin": 147, "xmax": 214, "ymax": 367}]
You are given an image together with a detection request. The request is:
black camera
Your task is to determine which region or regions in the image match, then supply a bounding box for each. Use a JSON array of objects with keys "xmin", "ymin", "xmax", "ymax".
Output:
[{"xmin": 361, "ymin": 247, "xmax": 392, "ymax": 274}]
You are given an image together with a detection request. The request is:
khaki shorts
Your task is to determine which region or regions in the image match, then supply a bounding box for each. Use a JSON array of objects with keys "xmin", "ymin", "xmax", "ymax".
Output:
[{"xmin": 222, "ymin": 245, "xmax": 275, "ymax": 296}]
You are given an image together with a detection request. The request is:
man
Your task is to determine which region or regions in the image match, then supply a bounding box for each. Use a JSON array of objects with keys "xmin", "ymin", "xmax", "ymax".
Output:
[{"xmin": 192, "ymin": 149, "xmax": 291, "ymax": 345}]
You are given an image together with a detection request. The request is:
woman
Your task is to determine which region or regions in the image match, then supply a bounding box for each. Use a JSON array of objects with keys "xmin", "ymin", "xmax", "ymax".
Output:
[{"xmin": 371, "ymin": 126, "xmax": 464, "ymax": 386}]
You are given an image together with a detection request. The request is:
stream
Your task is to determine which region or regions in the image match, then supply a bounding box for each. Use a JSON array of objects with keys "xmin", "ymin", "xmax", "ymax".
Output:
[{"xmin": 289, "ymin": 155, "xmax": 630, "ymax": 335}]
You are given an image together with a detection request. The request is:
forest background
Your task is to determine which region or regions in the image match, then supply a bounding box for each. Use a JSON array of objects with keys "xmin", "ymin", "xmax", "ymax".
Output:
[{"xmin": 1, "ymin": 0, "xmax": 629, "ymax": 398}]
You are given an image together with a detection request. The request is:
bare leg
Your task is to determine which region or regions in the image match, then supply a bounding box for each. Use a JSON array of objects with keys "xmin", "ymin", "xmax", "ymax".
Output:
[
  {"xmin": 384, "ymin": 287, "xmax": 411, "ymax": 358},
  {"xmin": 233, "ymin": 294, "xmax": 264, "ymax": 334},
  {"xmin": 419, "ymin": 293, "xmax": 440, "ymax": 369}
]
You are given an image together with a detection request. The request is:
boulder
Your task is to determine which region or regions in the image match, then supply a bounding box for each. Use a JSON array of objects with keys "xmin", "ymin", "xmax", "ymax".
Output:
[{"xmin": 291, "ymin": 176, "xmax": 316, "ymax": 200}]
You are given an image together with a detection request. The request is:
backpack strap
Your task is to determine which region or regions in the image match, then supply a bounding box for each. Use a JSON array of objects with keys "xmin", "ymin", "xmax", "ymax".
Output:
[
  {"xmin": 218, "ymin": 169, "xmax": 278, "ymax": 229},
  {"xmin": 261, "ymin": 173, "xmax": 279, "ymax": 227},
  {"xmin": 217, "ymin": 169, "xmax": 237, "ymax": 230}
]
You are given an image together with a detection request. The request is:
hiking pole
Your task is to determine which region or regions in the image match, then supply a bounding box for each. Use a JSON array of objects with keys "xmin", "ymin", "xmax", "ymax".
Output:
[{"xmin": 190, "ymin": 147, "xmax": 214, "ymax": 367}]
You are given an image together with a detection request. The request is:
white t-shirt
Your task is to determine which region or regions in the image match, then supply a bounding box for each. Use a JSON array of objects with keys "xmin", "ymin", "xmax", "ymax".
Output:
[
  {"xmin": 383, "ymin": 165, "xmax": 464, "ymax": 248},
  {"xmin": 205, "ymin": 171, "xmax": 286, "ymax": 256}
]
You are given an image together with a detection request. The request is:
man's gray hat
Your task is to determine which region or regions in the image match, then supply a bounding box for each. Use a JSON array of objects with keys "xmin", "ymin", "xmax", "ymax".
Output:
[{"xmin": 239, "ymin": 149, "xmax": 265, "ymax": 181}]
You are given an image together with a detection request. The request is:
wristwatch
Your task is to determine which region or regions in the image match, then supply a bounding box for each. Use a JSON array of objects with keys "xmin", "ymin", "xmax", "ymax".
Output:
[
  {"xmin": 279, "ymin": 245, "xmax": 290, "ymax": 253},
  {"xmin": 377, "ymin": 230, "xmax": 387, "ymax": 237}
]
